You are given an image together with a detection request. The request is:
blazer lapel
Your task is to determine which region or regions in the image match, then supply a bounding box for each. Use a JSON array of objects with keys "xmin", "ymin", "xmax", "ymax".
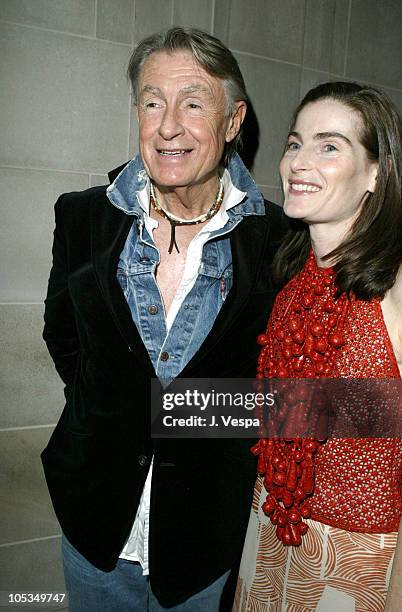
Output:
[
  {"xmin": 90, "ymin": 189, "xmax": 155, "ymax": 372},
  {"xmin": 181, "ymin": 212, "xmax": 271, "ymax": 373}
]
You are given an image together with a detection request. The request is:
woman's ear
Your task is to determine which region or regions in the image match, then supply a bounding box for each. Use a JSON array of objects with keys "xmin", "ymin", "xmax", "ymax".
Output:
[{"xmin": 367, "ymin": 162, "xmax": 379, "ymax": 193}]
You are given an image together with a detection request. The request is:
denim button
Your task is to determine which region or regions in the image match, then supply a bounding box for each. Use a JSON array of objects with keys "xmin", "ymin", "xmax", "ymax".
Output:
[
  {"xmin": 148, "ymin": 305, "xmax": 158, "ymax": 315},
  {"xmin": 138, "ymin": 455, "xmax": 148, "ymax": 467},
  {"xmin": 160, "ymin": 351, "xmax": 169, "ymax": 361}
]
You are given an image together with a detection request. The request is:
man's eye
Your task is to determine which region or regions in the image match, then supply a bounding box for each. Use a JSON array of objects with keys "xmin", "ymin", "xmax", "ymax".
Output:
[
  {"xmin": 188, "ymin": 103, "xmax": 202, "ymax": 109},
  {"xmin": 286, "ymin": 142, "xmax": 300, "ymax": 151},
  {"xmin": 143, "ymin": 101, "xmax": 160, "ymax": 110}
]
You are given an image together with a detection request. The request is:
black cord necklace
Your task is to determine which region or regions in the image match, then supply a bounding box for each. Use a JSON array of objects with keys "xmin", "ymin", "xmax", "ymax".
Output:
[{"xmin": 149, "ymin": 180, "xmax": 224, "ymax": 254}]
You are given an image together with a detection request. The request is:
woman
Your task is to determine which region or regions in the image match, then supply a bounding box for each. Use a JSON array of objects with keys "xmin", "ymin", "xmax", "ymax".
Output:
[{"xmin": 234, "ymin": 82, "xmax": 402, "ymax": 611}]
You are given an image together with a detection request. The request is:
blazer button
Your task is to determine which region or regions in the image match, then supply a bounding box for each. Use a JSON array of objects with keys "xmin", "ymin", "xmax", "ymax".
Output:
[{"xmin": 138, "ymin": 455, "xmax": 148, "ymax": 467}]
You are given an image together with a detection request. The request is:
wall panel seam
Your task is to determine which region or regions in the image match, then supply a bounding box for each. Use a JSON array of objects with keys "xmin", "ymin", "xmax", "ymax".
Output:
[
  {"xmin": 299, "ymin": 0, "xmax": 308, "ymax": 99},
  {"xmin": 0, "ymin": 164, "xmax": 91, "ymax": 177},
  {"xmin": 0, "ymin": 302, "xmax": 44, "ymax": 305},
  {"xmin": 0, "ymin": 534, "xmax": 61, "ymax": 549},
  {"xmin": 330, "ymin": 73, "xmax": 402, "ymax": 93},
  {"xmin": 131, "ymin": 0, "xmax": 136, "ymax": 46},
  {"xmin": 170, "ymin": 0, "xmax": 175, "ymax": 25},
  {"xmin": 343, "ymin": 0, "xmax": 353, "ymax": 76},
  {"xmin": 94, "ymin": 0, "xmax": 98, "ymax": 38},
  {"xmin": 0, "ymin": 425, "xmax": 56, "ymax": 433},
  {"xmin": 0, "ymin": 19, "xmax": 132, "ymax": 47},
  {"xmin": 210, "ymin": 0, "xmax": 216, "ymax": 33},
  {"xmin": 231, "ymin": 49, "xmax": 300, "ymax": 68}
]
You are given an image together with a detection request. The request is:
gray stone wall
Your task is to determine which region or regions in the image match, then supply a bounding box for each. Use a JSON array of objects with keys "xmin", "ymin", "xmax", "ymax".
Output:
[{"xmin": 1, "ymin": 0, "xmax": 401, "ymax": 601}]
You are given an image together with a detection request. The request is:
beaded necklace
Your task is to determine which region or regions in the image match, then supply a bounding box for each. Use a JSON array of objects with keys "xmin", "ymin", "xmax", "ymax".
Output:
[
  {"xmin": 252, "ymin": 250, "xmax": 351, "ymax": 546},
  {"xmin": 150, "ymin": 179, "xmax": 224, "ymax": 254}
]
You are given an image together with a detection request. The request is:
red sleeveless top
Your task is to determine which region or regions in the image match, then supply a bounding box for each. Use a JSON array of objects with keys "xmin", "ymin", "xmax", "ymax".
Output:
[{"xmin": 256, "ymin": 253, "xmax": 401, "ymax": 536}]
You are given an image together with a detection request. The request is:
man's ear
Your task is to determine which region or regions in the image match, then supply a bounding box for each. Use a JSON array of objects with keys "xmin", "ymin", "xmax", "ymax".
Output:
[{"xmin": 225, "ymin": 101, "xmax": 247, "ymax": 143}]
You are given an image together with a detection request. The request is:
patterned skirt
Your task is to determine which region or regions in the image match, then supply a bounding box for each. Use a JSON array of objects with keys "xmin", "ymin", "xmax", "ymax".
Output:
[{"xmin": 233, "ymin": 478, "xmax": 397, "ymax": 612}]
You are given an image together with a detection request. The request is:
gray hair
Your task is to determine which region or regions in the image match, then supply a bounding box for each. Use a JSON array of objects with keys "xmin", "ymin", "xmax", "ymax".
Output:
[{"xmin": 127, "ymin": 27, "xmax": 247, "ymax": 164}]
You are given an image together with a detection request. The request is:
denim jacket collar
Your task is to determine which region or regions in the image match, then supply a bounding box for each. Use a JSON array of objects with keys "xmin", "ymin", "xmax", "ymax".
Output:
[{"xmin": 106, "ymin": 153, "xmax": 265, "ymax": 218}]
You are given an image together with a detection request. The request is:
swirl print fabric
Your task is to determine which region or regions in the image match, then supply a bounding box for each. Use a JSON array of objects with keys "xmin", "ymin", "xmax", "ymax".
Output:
[{"xmin": 234, "ymin": 477, "xmax": 397, "ymax": 611}]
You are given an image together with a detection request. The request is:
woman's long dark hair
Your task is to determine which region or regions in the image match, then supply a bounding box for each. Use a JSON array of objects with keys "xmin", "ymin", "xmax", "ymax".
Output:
[{"xmin": 274, "ymin": 82, "xmax": 402, "ymax": 300}]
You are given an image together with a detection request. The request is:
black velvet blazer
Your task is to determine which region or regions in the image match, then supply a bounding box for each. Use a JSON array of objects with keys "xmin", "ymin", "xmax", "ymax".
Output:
[{"xmin": 41, "ymin": 167, "xmax": 286, "ymax": 606}]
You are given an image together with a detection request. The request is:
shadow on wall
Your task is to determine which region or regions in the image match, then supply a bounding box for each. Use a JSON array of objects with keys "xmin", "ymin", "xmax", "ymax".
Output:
[{"xmin": 240, "ymin": 99, "xmax": 260, "ymax": 172}]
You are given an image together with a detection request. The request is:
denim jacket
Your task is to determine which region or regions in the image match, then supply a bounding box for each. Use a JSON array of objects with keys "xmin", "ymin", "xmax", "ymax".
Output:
[{"xmin": 106, "ymin": 153, "xmax": 265, "ymax": 384}]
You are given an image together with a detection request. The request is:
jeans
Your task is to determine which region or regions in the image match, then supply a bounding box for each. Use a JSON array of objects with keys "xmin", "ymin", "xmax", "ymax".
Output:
[{"xmin": 62, "ymin": 535, "xmax": 231, "ymax": 611}]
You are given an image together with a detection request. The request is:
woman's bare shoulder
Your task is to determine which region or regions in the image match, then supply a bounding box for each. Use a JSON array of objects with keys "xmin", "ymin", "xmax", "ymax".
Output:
[{"xmin": 381, "ymin": 266, "xmax": 402, "ymax": 374}]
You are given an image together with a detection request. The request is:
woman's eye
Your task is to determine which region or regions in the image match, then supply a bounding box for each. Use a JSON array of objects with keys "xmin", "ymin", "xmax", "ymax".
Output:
[
  {"xmin": 323, "ymin": 143, "xmax": 338, "ymax": 152},
  {"xmin": 188, "ymin": 102, "xmax": 202, "ymax": 109}
]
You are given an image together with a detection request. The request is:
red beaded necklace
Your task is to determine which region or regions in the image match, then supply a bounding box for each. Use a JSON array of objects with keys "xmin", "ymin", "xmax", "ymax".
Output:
[{"xmin": 252, "ymin": 250, "xmax": 351, "ymax": 546}]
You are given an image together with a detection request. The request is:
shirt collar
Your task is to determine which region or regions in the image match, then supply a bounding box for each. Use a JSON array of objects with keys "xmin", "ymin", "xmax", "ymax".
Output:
[{"xmin": 106, "ymin": 153, "xmax": 265, "ymax": 218}]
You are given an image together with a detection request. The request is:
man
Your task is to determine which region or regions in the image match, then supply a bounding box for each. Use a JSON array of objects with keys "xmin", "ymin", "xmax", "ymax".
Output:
[{"xmin": 42, "ymin": 27, "xmax": 285, "ymax": 611}]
